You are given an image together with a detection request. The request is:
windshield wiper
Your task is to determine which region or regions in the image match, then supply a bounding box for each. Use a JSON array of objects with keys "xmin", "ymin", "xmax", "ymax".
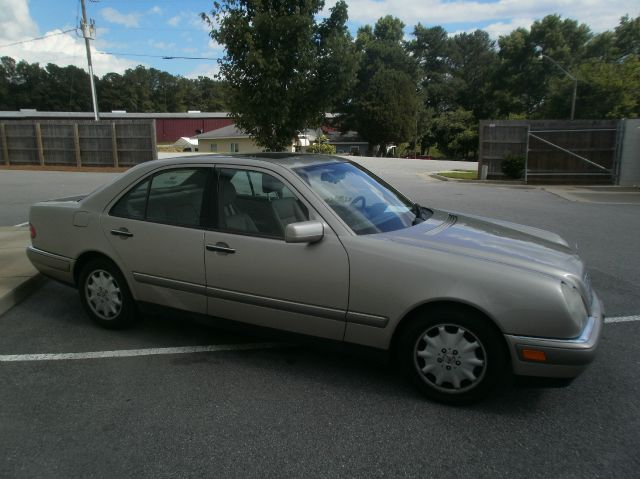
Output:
[{"xmin": 412, "ymin": 202, "xmax": 425, "ymax": 225}]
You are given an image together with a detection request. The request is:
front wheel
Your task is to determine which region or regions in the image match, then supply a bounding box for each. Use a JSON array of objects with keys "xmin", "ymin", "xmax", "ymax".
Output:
[
  {"xmin": 78, "ymin": 258, "xmax": 136, "ymax": 329},
  {"xmin": 396, "ymin": 308, "xmax": 507, "ymax": 405}
]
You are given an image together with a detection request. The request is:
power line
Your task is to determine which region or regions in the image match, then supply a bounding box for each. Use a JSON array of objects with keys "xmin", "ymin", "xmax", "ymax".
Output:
[
  {"xmin": 0, "ymin": 28, "xmax": 78, "ymax": 49},
  {"xmin": 98, "ymin": 51, "xmax": 219, "ymax": 60}
]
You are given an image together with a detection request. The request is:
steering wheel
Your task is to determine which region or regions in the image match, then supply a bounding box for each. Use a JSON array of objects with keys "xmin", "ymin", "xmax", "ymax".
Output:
[{"xmin": 350, "ymin": 195, "xmax": 367, "ymax": 210}]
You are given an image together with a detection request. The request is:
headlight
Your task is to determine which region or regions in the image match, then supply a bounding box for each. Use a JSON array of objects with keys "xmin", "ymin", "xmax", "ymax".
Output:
[{"xmin": 561, "ymin": 281, "xmax": 588, "ymax": 325}]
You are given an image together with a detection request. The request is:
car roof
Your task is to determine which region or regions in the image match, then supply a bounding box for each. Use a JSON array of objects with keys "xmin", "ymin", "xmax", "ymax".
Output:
[{"xmin": 157, "ymin": 153, "xmax": 348, "ymax": 170}]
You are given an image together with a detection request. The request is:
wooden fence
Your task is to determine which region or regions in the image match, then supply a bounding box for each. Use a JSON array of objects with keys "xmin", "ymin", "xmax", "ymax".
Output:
[
  {"xmin": 478, "ymin": 120, "xmax": 620, "ymax": 184},
  {"xmin": 0, "ymin": 119, "xmax": 158, "ymax": 167}
]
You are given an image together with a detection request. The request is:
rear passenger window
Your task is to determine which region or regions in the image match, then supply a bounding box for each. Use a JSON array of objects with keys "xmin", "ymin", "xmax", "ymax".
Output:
[
  {"xmin": 111, "ymin": 179, "xmax": 150, "ymax": 220},
  {"xmin": 110, "ymin": 168, "xmax": 209, "ymax": 228}
]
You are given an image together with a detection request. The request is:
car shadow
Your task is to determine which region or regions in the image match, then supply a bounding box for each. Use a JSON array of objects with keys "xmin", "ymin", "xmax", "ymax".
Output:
[{"xmin": 11, "ymin": 280, "xmax": 553, "ymax": 413}]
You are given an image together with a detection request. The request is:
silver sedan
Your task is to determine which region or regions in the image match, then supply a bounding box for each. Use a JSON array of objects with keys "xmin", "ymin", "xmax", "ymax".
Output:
[{"xmin": 27, "ymin": 154, "xmax": 603, "ymax": 404}]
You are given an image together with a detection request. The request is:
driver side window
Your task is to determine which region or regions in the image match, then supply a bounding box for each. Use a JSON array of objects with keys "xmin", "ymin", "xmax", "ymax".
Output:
[{"xmin": 217, "ymin": 168, "xmax": 309, "ymax": 239}]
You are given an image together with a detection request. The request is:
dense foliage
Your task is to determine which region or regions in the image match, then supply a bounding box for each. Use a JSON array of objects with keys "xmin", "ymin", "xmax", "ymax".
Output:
[
  {"xmin": 307, "ymin": 134, "xmax": 336, "ymax": 154},
  {"xmin": 202, "ymin": 0, "xmax": 357, "ymax": 151},
  {"xmin": 0, "ymin": 59, "xmax": 226, "ymax": 112},
  {"xmin": 1, "ymin": 11, "xmax": 638, "ymax": 157},
  {"xmin": 500, "ymin": 153, "xmax": 526, "ymax": 179},
  {"xmin": 342, "ymin": 16, "xmax": 420, "ymax": 154}
]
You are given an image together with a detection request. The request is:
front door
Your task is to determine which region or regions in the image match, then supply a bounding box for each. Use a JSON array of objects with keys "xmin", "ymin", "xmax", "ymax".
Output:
[
  {"xmin": 204, "ymin": 166, "xmax": 349, "ymax": 340},
  {"xmin": 101, "ymin": 166, "xmax": 211, "ymax": 314}
]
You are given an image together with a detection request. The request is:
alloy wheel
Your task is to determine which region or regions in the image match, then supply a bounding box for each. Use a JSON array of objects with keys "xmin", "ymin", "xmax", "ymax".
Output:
[
  {"xmin": 414, "ymin": 323, "xmax": 487, "ymax": 393},
  {"xmin": 85, "ymin": 269, "xmax": 123, "ymax": 320}
]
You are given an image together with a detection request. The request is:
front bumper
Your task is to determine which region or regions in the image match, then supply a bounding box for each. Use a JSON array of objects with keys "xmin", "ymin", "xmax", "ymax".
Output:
[
  {"xmin": 504, "ymin": 292, "xmax": 604, "ymax": 379},
  {"xmin": 26, "ymin": 246, "xmax": 75, "ymax": 285}
]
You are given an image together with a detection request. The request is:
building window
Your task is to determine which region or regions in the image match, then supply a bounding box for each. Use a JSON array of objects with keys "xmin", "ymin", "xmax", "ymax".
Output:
[
  {"xmin": 210, "ymin": 143, "xmax": 218, "ymax": 152},
  {"xmin": 230, "ymin": 143, "xmax": 239, "ymax": 153}
]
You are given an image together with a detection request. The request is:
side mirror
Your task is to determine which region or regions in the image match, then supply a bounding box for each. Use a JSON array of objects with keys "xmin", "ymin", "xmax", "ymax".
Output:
[{"xmin": 285, "ymin": 221, "xmax": 324, "ymax": 244}]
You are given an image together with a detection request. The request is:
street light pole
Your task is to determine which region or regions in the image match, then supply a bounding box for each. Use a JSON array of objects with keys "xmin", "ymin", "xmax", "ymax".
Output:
[
  {"xmin": 570, "ymin": 76, "xmax": 577, "ymax": 120},
  {"xmin": 80, "ymin": 0, "xmax": 100, "ymax": 121},
  {"xmin": 536, "ymin": 48, "xmax": 577, "ymax": 120}
]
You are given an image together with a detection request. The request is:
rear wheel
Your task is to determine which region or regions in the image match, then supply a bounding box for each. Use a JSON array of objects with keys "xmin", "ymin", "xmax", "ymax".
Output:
[
  {"xmin": 78, "ymin": 258, "xmax": 136, "ymax": 329},
  {"xmin": 397, "ymin": 308, "xmax": 506, "ymax": 405}
]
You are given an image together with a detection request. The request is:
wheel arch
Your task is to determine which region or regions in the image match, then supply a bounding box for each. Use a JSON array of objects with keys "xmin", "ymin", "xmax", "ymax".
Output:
[
  {"xmin": 389, "ymin": 300, "xmax": 511, "ymax": 365},
  {"xmin": 73, "ymin": 250, "xmax": 126, "ymax": 288}
]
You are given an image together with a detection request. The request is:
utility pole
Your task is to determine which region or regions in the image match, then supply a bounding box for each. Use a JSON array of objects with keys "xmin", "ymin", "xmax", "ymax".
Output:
[
  {"xmin": 80, "ymin": 0, "xmax": 100, "ymax": 121},
  {"xmin": 535, "ymin": 46, "xmax": 577, "ymax": 120}
]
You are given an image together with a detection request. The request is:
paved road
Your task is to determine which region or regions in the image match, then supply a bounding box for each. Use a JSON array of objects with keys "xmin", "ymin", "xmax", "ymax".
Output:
[
  {"xmin": 1, "ymin": 282, "xmax": 639, "ymax": 478},
  {"xmin": 0, "ymin": 170, "xmax": 122, "ymax": 226},
  {"xmin": 1, "ymin": 156, "xmax": 640, "ymax": 477}
]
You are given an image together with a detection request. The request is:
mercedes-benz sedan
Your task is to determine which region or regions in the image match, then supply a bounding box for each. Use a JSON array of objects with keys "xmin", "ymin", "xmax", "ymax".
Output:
[{"xmin": 27, "ymin": 154, "xmax": 604, "ymax": 404}]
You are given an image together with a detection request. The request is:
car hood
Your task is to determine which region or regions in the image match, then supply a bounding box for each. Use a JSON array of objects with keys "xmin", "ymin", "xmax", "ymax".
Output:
[{"xmin": 375, "ymin": 209, "xmax": 584, "ymax": 278}]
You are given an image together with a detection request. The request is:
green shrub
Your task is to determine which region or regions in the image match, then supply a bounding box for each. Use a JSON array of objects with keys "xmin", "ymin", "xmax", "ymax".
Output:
[
  {"xmin": 307, "ymin": 143, "xmax": 336, "ymax": 154},
  {"xmin": 501, "ymin": 153, "xmax": 525, "ymax": 179},
  {"xmin": 307, "ymin": 134, "xmax": 336, "ymax": 154}
]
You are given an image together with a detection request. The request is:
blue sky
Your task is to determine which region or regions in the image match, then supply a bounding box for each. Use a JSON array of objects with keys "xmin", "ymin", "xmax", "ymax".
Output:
[{"xmin": 0, "ymin": 0, "xmax": 637, "ymax": 78}]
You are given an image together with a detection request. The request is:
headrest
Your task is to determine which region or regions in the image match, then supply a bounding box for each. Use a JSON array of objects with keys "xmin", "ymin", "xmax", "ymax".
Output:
[
  {"xmin": 262, "ymin": 174, "xmax": 283, "ymax": 194},
  {"xmin": 221, "ymin": 179, "xmax": 237, "ymax": 204}
]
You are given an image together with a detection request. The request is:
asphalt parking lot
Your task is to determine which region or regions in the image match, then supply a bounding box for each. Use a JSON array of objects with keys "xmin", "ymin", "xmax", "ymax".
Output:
[{"xmin": 1, "ymin": 156, "xmax": 640, "ymax": 477}]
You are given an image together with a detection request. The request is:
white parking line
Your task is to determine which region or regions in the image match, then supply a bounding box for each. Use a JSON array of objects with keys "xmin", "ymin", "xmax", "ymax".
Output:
[
  {"xmin": 0, "ymin": 342, "xmax": 284, "ymax": 362},
  {"xmin": 13, "ymin": 222, "xmax": 29, "ymax": 228},
  {"xmin": 605, "ymin": 315, "xmax": 640, "ymax": 324},
  {"xmin": 0, "ymin": 316, "xmax": 637, "ymax": 363}
]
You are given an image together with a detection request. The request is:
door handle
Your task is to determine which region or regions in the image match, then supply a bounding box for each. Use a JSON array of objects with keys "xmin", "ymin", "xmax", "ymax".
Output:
[
  {"xmin": 110, "ymin": 228, "xmax": 133, "ymax": 238},
  {"xmin": 206, "ymin": 242, "xmax": 235, "ymax": 254}
]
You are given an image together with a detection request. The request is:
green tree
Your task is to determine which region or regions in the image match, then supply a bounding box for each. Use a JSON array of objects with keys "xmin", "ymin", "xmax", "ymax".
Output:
[
  {"xmin": 98, "ymin": 72, "xmax": 129, "ymax": 111},
  {"xmin": 0, "ymin": 57, "xmax": 17, "ymax": 110},
  {"xmin": 495, "ymin": 15, "xmax": 593, "ymax": 119},
  {"xmin": 572, "ymin": 56, "xmax": 640, "ymax": 118},
  {"xmin": 449, "ymin": 30, "xmax": 499, "ymax": 120},
  {"xmin": 44, "ymin": 64, "xmax": 92, "ymax": 111},
  {"xmin": 203, "ymin": 0, "xmax": 357, "ymax": 150},
  {"xmin": 614, "ymin": 15, "xmax": 640, "ymax": 57},
  {"xmin": 408, "ymin": 25, "xmax": 454, "ymax": 113},
  {"xmin": 429, "ymin": 109, "xmax": 478, "ymax": 159},
  {"xmin": 349, "ymin": 67, "xmax": 418, "ymax": 151},
  {"xmin": 344, "ymin": 16, "xmax": 419, "ymax": 153}
]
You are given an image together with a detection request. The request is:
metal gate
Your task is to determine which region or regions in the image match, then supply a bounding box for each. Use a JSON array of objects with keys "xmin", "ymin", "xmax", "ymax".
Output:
[{"xmin": 478, "ymin": 120, "xmax": 620, "ymax": 184}]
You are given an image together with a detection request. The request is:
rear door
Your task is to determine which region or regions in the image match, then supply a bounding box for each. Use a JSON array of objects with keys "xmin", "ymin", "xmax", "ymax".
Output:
[
  {"xmin": 204, "ymin": 165, "xmax": 350, "ymax": 340},
  {"xmin": 101, "ymin": 166, "xmax": 211, "ymax": 314}
]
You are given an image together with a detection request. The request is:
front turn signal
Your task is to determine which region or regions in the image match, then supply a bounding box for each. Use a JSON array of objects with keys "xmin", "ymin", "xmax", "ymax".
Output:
[{"xmin": 522, "ymin": 349, "xmax": 547, "ymax": 362}]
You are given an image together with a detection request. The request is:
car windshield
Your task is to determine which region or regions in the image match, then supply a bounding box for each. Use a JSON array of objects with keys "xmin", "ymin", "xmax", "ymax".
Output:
[{"xmin": 295, "ymin": 161, "xmax": 420, "ymax": 235}]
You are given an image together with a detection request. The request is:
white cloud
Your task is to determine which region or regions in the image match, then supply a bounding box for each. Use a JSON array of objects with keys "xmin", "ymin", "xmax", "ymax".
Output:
[
  {"xmin": 148, "ymin": 40, "xmax": 176, "ymax": 50},
  {"xmin": 207, "ymin": 39, "xmax": 223, "ymax": 51},
  {"xmin": 0, "ymin": 0, "xmax": 38, "ymax": 40},
  {"xmin": 0, "ymin": 1, "xmax": 139, "ymax": 76},
  {"xmin": 185, "ymin": 62, "xmax": 220, "ymax": 79},
  {"xmin": 450, "ymin": 17, "xmax": 536, "ymax": 39},
  {"xmin": 483, "ymin": 18, "xmax": 535, "ymax": 39},
  {"xmin": 331, "ymin": 0, "xmax": 638, "ymax": 33},
  {"xmin": 149, "ymin": 6, "xmax": 163, "ymax": 15},
  {"xmin": 166, "ymin": 10, "xmax": 212, "ymax": 32},
  {"xmin": 100, "ymin": 7, "xmax": 141, "ymax": 28},
  {"xmin": 2, "ymin": 28, "xmax": 139, "ymax": 76}
]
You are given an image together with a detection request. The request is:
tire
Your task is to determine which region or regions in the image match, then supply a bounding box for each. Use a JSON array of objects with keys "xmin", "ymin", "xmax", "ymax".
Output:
[
  {"xmin": 78, "ymin": 258, "xmax": 136, "ymax": 329},
  {"xmin": 396, "ymin": 307, "xmax": 507, "ymax": 405}
]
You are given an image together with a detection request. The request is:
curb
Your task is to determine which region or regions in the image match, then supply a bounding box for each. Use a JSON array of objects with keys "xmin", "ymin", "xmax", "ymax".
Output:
[
  {"xmin": 429, "ymin": 173, "xmax": 534, "ymax": 188},
  {"xmin": 0, "ymin": 274, "xmax": 46, "ymax": 317}
]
